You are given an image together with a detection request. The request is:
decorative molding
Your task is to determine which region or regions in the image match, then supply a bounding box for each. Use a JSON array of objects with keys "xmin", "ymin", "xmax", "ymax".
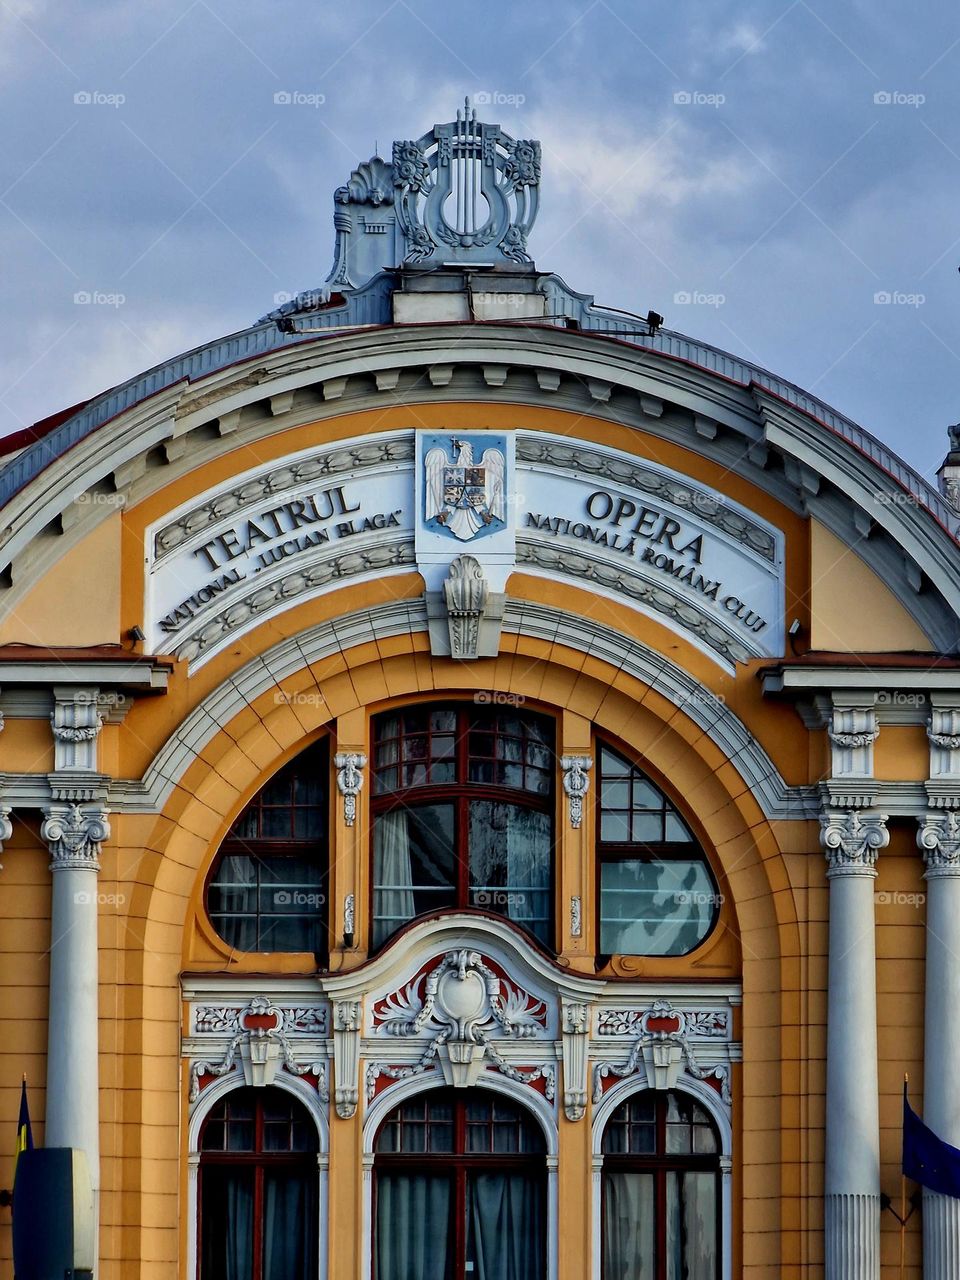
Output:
[
  {"xmin": 560, "ymin": 756, "xmax": 592, "ymax": 829},
  {"xmin": 188, "ymin": 998, "xmax": 328, "ymax": 1102},
  {"xmin": 334, "ymin": 753, "xmax": 366, "ymax": 828},
  {"xmin": 333, "ymin": 999, "xmax": 362, "ymax": 1119},
  {"xmin": 919, "ymin": 812, "xmax": 960, "ymax": 877},
  {"xmin": 194, "ymin": 1004, "xmax": 328, "ymax": 1036},
  {"xmin": 343, "ymin": 893, "xmax": 356, "ymax": 943},
  {"xmin": 591, "ymin": 1000, "xmax": 732, "ymax": 1104},
  {"xmin": 561, "ymin": 1001, "xmax": 589, "ymax": 1121},
  {"xmin": 515, "ymin": 436, "xmax": 778, "ymax": 562},
  {"xmin": 819, "ymin": 810, "xmax": 889, "ymax": 877},
  {"xmin": 827, "ymin": 700, "xmax": 878, "ymax": 781},
  {"xmin": 41, "ymin": 803, "xmax": 109, "ymax": 872},
  {"xmin": 597, "ymin": 1007, "xmax": 729, "ymax": 1038},
  {"xmin": 442, "ymin": 555, "xmax": 489, "ymax": 660},
  {"xmin": 0, "ymin": 805, "xmax": 11, "ymax": 856},
  {"xmin": 369, "ymin": 949, "xmax": 548, "ymax": 1093},
  {"xmin": 50, "ymin": 688, "xmax": 104, "ymax": 772},
  {"xmin": 570, "ymin": 895, "xmax": 582, "ymax": 939},
  {"xmin": 928, "ymin": 702, "xmax": 960, "ymax": 794}
]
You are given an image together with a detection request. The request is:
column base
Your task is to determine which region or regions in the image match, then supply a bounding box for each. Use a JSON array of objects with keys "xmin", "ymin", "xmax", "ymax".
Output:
[
  {"xmin": 825, "ymin": 1193, "xmax": 880, "ymax": 1280},
  {"xmin": 924, "ymin": 1189, "xmax": 960, "ymax": 1279}
]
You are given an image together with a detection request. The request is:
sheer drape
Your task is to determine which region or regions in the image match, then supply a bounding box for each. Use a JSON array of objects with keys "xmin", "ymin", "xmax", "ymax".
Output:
[
  {"xmin": 666, "ymin": 1171, "xmax": 717, "ymax": 1280},
  {"xmin": 373, "ymin": 812, "xmax": 415, "ymax": 944},
  {"xmin": 201, "ymin": 1167, "xmax": 254, "ymax": 1280},
  {"xmin": 376, "ymin": 1173, "xmax": 451, "ymax": 1280},
  {"xmin": 263, "ymin": 1170, "xmax": 314, "ymax": 1280},
  {"xmin": 468, "ymin": 1172, "xmax": 543, "ymax": 1280},
  {"xmin": 603, "ymin": 1171, "xmax": 654, "ymax": 1280}
]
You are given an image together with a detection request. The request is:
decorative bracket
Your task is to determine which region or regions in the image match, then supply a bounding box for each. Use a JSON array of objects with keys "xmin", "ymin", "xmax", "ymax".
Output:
[
  {"xmin": 561, "ymin": 1001, "xmax": 590, "ymax": 1121},
  {"xmin": 334, "ymin": 753, "xmax": 366, "ymax": 827},
  {"xmin": 819, "ymin": 810, "xmax": 889, "ymax": 878},
  {"xmin": 561, "ymin": 756, "xmax": 592, "ymax": 829},
  {"xmin": 333, "ymin": 999, "xmax": 362, "ymax": 1119},
  {"xmin": 51, "ymin": 687, "xmax": 104, "ymax": 772},
  {"xmin": 443, "ymin": 555, "xmax": 489, "ymax": 660},
  {"xmin": 826, "ymin": 698, "xmax": 878, "ymax": 786},
  {"xmin": 927, "ymin": 699, "xmax": 960, "ymax": 808}
]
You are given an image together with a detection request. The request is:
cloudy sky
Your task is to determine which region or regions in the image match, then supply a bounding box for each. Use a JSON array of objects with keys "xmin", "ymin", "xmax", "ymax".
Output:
[{"xmin": 1, "ymin": 0, "xmax": 958, "ymax": 482}]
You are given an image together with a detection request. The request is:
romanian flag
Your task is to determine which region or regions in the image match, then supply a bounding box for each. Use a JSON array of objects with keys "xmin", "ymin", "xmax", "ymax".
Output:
[
  {"xmin": 13, "ymin": 1077, "xmax": 32, "ymax": 1184},
  {"xmin": 903, "ymin": 1082, "xmax": 960, "ymax": 1199}
]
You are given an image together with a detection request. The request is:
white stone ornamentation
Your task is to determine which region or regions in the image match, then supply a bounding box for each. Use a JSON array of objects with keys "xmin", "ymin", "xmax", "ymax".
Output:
[
  {"xmin": 0, "ymin": 805, "xmax": 12, "ymax": 856},
  {"xmin": 333, "ymin": 999, "xmax": 362, "ymax": 1119},
  {"xmin": 442, "ymin": 555, "xmax": 489, "ymax": 660},
  {"xmin": 919, "ymin": 812, "xmax": 960, "ymax": 876},
  {"xmin": 591, "ymin": 999, "xmax": 731, "ymax": 1104},
  {"xmin": 50, "ymin": 689, "xmax": 104, "ymax": 771},
  {"xmin": 41, "ymin": 804, "xmax": 110, "ymax": 871},
  {"xmin": 368, "ymin": 950, "xmax": 552, "ymax": 1097},
  {"xmin": 189, "ymin": 997, "xmax": 328, "ymax": 1102},
  {"xmin": 560, "ymin": 756, "xmax": 592, "ymax": 829},
  {"xmin": 827, "ymin": 702, "xmax": 878, "ymax": 781},
  {"xmin": 334, "ymin": 753, "xmax": 366, "ymax": 827},
  {"xmin": 570, "ymin": 895, "xmax": 582, "ymax": 938},
  {"xmin": 819, "ymin": 811, "xmax": 888, "ymax": 877},
  {"xmin": 561, "ymin": 1001, "xmax": 589, "ymax": 1121}
]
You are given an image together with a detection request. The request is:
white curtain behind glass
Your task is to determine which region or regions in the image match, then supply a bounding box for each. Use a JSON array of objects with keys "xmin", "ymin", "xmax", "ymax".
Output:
[{"xmin": 603, "ymin": 1171, "xmax": 654, "ymax": 1280}]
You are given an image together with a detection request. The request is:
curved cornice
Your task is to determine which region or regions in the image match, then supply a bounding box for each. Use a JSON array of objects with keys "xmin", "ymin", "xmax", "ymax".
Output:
[
  {"xmin": 1, "ymin": 323, "xmax": 956, "ymax": 649},
  {"xmin": 92, "ymin": 596, "xmax": 818, "ymax": 821}
]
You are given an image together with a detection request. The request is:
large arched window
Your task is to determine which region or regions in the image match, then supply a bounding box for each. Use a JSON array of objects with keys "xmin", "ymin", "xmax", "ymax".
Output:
[
  {"xmin": 597, "ymin": 743, "xmax": 719, "ymax": 956},
  {"xmin": 371, "ymin": 706, "xmax": 554, "ymax": 949},
  {"xmin": 207, "ymin": 739, "xmax": 329, "ymax": 955},
  {"xmin": 602, "ymin": 1090, "xmax": 720, "ymax": 1280},
  {"xmin": 374, "ymin": 1090, "xmax": 546, "ymax": 1280},
  {"xmin": 199, "ymin": 1086, "xmax": 319, "ymax": 1280}
]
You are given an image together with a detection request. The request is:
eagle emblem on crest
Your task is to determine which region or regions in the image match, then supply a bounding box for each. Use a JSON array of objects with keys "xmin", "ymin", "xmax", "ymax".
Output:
[{"xmin": 424, "ymin": 437, "xmax": 506, "ymax": 541}]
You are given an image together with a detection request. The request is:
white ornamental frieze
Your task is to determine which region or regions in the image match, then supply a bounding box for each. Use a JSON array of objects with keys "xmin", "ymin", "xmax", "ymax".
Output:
[
  {"xmin": 188, "ymin": 997, "xmax": 330, "ymax": 1103},
  {"xmin": 592, "ymin": 999, "xmax": 734, "ymax": 1105},
  {"xmin": 366, "ymin": 949, "xmax": 554, "ymax": 1100}
]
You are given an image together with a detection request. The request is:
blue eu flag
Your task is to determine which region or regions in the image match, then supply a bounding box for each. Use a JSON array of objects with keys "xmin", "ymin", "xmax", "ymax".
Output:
[{"xmin": 903, "ymin": 1084, "xmax": 960, "ymax": 1199}]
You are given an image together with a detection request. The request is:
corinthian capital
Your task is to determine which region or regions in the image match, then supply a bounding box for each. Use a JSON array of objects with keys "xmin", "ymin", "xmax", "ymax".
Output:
[
  {"xmin": 41, "ymin": 803, "xmax": 110, "ymax": 872},
  {"xmin": 918, "ymin": 812, "xmax": 960, "ymax": 877},
  {"xmin": 820, "ymin": 810, "xmax": 889, "ymax": 877}
]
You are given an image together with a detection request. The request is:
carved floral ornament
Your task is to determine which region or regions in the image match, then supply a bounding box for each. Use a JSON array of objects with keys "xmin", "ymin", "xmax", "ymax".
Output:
[
  {"xmin": 918, "ymin": 811, "xmax": 960, "ymax": 875},
  {"xmin": 592, "ymin": 1000, "xmax": 733, "ymax": 1105},
  {"xmin": 819, "ymin": 810, "xmax": 889, "ymax": 876},
  {"xmin": 335, "ymin": 752, "xmax": 366, "ymax": 827},
  {"xmin": 560, "ymin": 756, "xmax": 592, "ymax": 829},
  {"xmin": 366, "ymin": 950, "xmax": 555, "ymax": 1102},
  {"xmin": 41, "ymin": 804, "xmax": 110, "ymax": 871},
  {"xmin": 189, "ymin": 998, "xmax": 329, "ymax": 1103}
]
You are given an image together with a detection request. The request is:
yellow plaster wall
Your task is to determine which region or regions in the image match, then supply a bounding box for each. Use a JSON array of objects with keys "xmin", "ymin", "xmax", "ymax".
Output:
[
  {"xmin": 808, "ymin": 522, "xmax": 932, "ymax": 652},
  {"xmin": 0, "ymin": 514, "xmax": 121, "ymax": 646}
]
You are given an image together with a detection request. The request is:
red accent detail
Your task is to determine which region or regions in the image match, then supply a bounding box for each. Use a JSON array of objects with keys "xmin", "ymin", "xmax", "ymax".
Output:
[
  {"xmin": 197, "ymin": 1071, "xmax": 216, "ymax": 1093},
  {"xmin": 704, "ymin": 1074, "xmax": 723, "ymax": 1095},
  {"xmin": 242, "ymin": 1011, "xmax": 279, "ymax": 1032},
  {"xmin": 0, "ymin": 399, "xmax": 92, "ymax": 458},
  {"xmin": 646, "ymin": 1014, "xmax": 682, "ymax": 1034}
]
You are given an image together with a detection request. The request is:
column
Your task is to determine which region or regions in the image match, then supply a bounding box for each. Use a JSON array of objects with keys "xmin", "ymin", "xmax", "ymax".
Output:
[
  {"xmin": 820, "ymin": 809, "xmax": 888, "ymax": 1280},
  {"xmin": 43, "ymin": 687, "xmax": 108, "ymax": 1233}
]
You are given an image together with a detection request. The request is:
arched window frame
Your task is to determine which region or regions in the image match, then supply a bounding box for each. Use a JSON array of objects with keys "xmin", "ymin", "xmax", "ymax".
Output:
[
  {"xmin": 361, "ymin": 1076, "xmax": 559, "ymax": 1280},
  {"xmin": 590, "ymin": 1077, "xmax": 732, "ymax": 1280},
  {"xmin": 186, "ymin": 1074, "xmax": 329, "ymax": 1280},
  {"xmin": 369, "ymin": 703, "xmax": 557, "ymax": 951},
  {"xmin": 594, "ymin": 740, "xmax": 721, "ymax": 960},
  {"xmin": 204, "ymin": 737, "xmax": 331, "ymax": 958}
]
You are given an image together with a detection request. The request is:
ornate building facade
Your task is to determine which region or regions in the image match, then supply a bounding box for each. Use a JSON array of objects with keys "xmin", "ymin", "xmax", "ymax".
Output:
[{"xmin": 0, "ymin": 106, "xmax": 958, "ymax": 1278}]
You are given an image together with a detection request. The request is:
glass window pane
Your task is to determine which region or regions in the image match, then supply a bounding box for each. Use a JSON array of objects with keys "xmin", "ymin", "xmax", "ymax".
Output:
[
  {"xmin": 665, "ymin": 813, "xmax": 692, "ymax": 842},
  {"xmin": 603, "ymin": 1172, "xmax": 654, "ymax": 1280},
  {"xmin": 468, "ymin": 801, "xmax": 552, "ymax": 944},
  {"xmin": 372, "ymin": 805, "xmax": 456, "ymax": 947},
  {"xmin": 466, "ymin": 1172, "xmax": 543, "ymax": 1279},
  {"xmin": 376, "ymin": 1174, "xmax": 452, "ymax": 1280},
  {"xmin": 600, "ymin": 860, "xmax": 717, "ymax": 955},
  {"xmin": 600, "ymin": 811, "xmax": 631, "ymax": 843},
  {"xmin": 201, "ymin": 1167, "xmax": 255, "ymax": 1280},
  {"xmin": 666, "ymin": 1171, "xmax": 717, "ymax": 1280}
]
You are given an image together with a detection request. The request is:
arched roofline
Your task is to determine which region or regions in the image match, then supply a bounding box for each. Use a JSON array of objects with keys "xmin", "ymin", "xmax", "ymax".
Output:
[{"xmin": 1, "ymin": 322, "xmax": 956, "ymax": 651}]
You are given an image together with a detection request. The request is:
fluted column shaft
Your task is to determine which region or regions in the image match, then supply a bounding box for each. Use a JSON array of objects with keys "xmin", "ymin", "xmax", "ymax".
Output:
[
  {"xmin": 821, "ymin": 811, "xmax": 888, "ymax": 1280},
  {"xmin": 920, "ymin": 813, "xmax": 960, "ymax": 1279}
]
